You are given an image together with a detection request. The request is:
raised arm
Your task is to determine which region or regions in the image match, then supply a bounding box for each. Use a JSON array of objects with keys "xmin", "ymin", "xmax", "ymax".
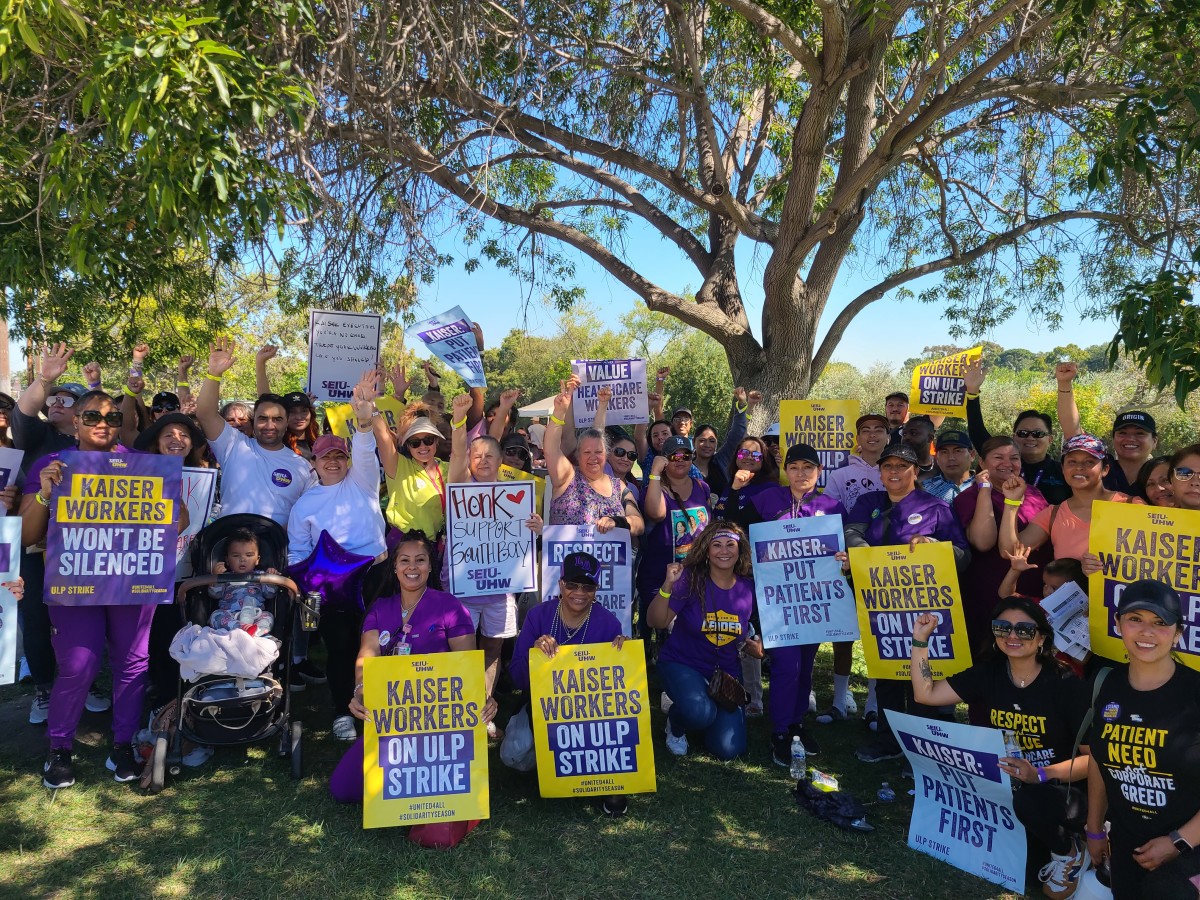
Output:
[
  {"xmin": 19, "ymin": 343, "xmax": 73, "ymax": 418},
  {"xmin": 448, "ymin": 392, "xmax": 473, "ymax": 484},
  {"xmin": 175, "ymin": 354, "xmax": 195, "ymax": 409},
  {"xmin": 118, "ymin": 372, "xmax": 144, "ymax": 447},
  {"xmin": 909, "ymin": 613, "xmax": 964, "ymax": 706},
  {"xmin": 964, "ymin": 473, "xmax": 998, "ymax": 551},
  {"xmin": 349, "ymin": 371, "xmax": 381, "ymax": 495},
  {"xmin": 197, "ymin": 339, "xmax": 235, "ymax": 441},
  {"xmin": 641, "ymin": 455, "xmax": 669, "ymax": 522},
  {"xmin": 543, "ymin": 379, "xmax": 578, "ymax": 495},
  {"xmin": 1056, "ymin": 361, "xmax": 1081, "ymax": 440},
  {"xmin": 490, "ymin": 389, "xmax": 521, "ymax": 441},
  {"xmin": 591, "ymin": 385, "xmax": 612, "ymax": 433},
  {"xmin": 464, "ymin": 323, "xmax": 487, "ymax": 429},
  {"xmin": 646, "ymin": 562, "xmax": 682, "ymax": 629},
  {"xmin": 962, "ymin": 361, "xmax": 993, "ymax": 450},
  {"xmin": 254, "ymin": 345, "xmax": 276, "ymax": 397},
  {"xmin": 372, "ymin": 410, "xmax": 400, "ymax": 480},
  {"xmin": 713, "ymin": 388, "xmax": 757, "ymax": 471},
  {"xmin": 997, "ymin": 476, "xmax": 1049, "ymax": 558}
]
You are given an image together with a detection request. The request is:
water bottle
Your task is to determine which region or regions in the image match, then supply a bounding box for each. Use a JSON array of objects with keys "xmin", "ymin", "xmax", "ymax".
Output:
[
  {"xmin": 1002, "ymin": 729, "xmax": 1023, "ymax": 790},
  {"xmin": 877, "ymin": 781, "xmax": 896, "ymax": 802},
  {"xmin": 789, "ymin": 736, "xmax": 807, "ymax": 781}
]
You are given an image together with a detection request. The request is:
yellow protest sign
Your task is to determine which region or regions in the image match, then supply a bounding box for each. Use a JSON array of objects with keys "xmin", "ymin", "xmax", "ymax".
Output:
[
  {"xmin": 1088, "ymin": 501, "xmax": 1200, "ymax": 670},
  {"xmin": 908, "ymin": 346, "xmax": 983, "ymax": 417},
  {"xmin": 849, "ymin": 542, "xmax": 972, "ymax": 680},
  {"xmin": 362, "ymin": 650, "xmax": 490, "ymax": 829},
  {"xmin": 780, "ymin": 399, "xmax": 860, "ymax": 490},
  {"xmin": 498, "ymin": 464, "xmax": 545, "ymax": 513},
  {"xmin": 529, "ymin": 640, "xmax": 657, "ymax": 798},
  {"xmin": 325, "ymin": 395, "xmax": 407, "ymax": 438}
]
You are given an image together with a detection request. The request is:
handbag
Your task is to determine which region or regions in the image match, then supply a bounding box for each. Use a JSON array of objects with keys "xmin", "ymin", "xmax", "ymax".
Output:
[{"xmin": 702, "ymin": 583, "xmax": 749, "ymax": 712}]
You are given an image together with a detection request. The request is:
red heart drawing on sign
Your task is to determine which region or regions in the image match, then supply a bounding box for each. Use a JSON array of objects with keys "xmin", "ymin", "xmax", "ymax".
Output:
[{"xmin": 505, "ymin": 490, "xmax": 526, "ymax": 504}]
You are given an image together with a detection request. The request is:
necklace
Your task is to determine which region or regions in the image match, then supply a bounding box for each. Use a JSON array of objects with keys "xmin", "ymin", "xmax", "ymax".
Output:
[
  {"xmin": 551, "ymin": 602, "xmax": 591, "ymax": 643},
  {"xmin": 401, "ymin": 587, "xmax": 427, "ymax": 620},
  {"xmin": 1006, "ymin": 658, "xmax": 1037, "ymax": 688}
]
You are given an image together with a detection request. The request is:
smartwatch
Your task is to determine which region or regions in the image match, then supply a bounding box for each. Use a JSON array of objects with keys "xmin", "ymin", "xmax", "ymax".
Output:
[{"xmin": 1170, "ymin": 830, "xmax": 1193, "ymax": 854}]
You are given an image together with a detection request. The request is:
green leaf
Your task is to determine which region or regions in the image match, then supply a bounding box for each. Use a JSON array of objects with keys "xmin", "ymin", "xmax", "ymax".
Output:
[
  {"xmin": 211, "ymin": 167, "xmax": 228, "ymax": 201},
  {"xmin": 16, "ymin": 18, "xmax": 43, "ymax": 55},
  {"xmin": 205, "ymin": 59, "xmax": 230, "ymax": 106}
]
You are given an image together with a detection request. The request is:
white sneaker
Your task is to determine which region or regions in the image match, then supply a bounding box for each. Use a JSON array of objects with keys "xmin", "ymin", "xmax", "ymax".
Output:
[
  {"xmin": 664, "ymin": 718, "xmax": 688, "ymax": 757},
  {"xmin": 181, "ymin": 745, "xmax": 215, "ymax": 767},
  {"xmin": 18, "ymin": 656, "xmax": 32, "ymax": 683},
  {"xmin": 29, "ymin": 691, "xmax": 50, "ymax": 725},
  {"xmin": 808, "ymin": 690, "xmax": 817, "ymax": 713},
  {"xmin": 1038, "ymin": 836, "xmax": 1084, "ymax": 899},
  {"xmin": 85, "ymin": 690, "xmax": 111, "ymax": 713},
  {"xmin": 845, "ymin": 695, "xmax": 859, "ymax": 715},
  {"xmin": 660, "ymin": 692, "xmax": 674, "ymax": 715},
  {"xmin": 332, "ymin": 715, "xmax": 357, "ymax": 741}
]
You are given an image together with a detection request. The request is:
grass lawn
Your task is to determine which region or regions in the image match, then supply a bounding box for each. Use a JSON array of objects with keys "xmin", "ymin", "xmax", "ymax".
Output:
[{"xmin": 0, "ymin": 646, "xmax": 1024, "ymax": 900}]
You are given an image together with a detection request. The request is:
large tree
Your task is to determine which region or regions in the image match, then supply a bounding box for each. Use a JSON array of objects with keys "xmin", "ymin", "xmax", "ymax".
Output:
[{"xmin": 278, "ymin": 0, "xmax": 1200, "ymax": 420}]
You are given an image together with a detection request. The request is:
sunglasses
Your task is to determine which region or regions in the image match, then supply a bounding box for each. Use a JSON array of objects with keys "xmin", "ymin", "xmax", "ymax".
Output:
[
  {"xmin": 1174, "ymin": 467, "xmax": 1200, "ymax": 482},
  {"xmin": 667, "ymin": 452, "xmax": 693, "ymax": 463},
  {"xmin": 48, "ymin": 395, "xmax": 76, "ymax": 408},
  {"xmin": 503, "ymin": 446, "xmax": 531, "ymax": 460},
  {"xmin": 561, "ymin": 581, "xmax": 597, "ymax": 594},
  {"xmin": 152, "ymin": 402, "xmax": 181, "ymax": 414},
  {"xmin": 406, "ymin": 435, "xmax": 439, "ymax": 449},
  {"xmin": 991, "ymin": 620, "xmax": 1039, "ymax": 640},
  {"xmin": 610, "ymin": 447, "xmax": 635, "ymax": 459},
  {"xmin": 736, "ymin": 449, "xmax": 763, "ymax": 461},
  {"xmin": 0, "ymin": 402, "xmax": 12, "ymax": 412},
  {"xmin": 1015, "ymin": 429, "xmax": 1050, "ymax": 439},
  {"xmin": 79, "ymin": 410, "xmax": 123, "ymax": 427}
]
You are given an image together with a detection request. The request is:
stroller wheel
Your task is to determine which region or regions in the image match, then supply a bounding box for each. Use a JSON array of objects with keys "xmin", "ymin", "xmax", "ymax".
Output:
[
  {"xmin": 289, "ymin": 721, "xmax": 303, "ymax": 780},
  {"xmin": 149, "ymin": 735, "xmax": 167, "ymax": 794}
]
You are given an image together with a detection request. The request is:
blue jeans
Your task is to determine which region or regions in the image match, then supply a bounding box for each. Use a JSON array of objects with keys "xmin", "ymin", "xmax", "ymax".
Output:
[{"xmin": 657, "ymin": 660, "xmax": 747, "ymax": 760}]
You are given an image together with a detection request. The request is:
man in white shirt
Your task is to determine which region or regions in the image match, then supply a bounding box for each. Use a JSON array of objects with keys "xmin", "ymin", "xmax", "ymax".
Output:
[{"xmin": 527, "ymin": 416, "xmax": 546, "ymax": 450}]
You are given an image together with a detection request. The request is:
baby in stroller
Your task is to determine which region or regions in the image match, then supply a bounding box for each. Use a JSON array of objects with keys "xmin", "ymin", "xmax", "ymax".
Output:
[{"xmin": 209, "ymin": 528, "xmax": 277, "ymax": 637}]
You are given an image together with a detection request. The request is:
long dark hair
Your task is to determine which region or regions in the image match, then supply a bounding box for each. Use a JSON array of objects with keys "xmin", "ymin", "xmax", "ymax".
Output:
[
  {"xmin": 979, "ymin": 596, "xmax": 1064, "ymax": 671},
  {"xmin": 726, "ymin": 436, "xmax": 779, "ymax": 486},
  {"xmin": 680, "ymin": 520, "xmax": 752, "ymax": 604}
]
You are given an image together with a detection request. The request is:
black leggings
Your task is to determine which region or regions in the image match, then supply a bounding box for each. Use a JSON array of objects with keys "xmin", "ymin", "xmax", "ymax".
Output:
[{"xmin": 1011, "ymin": 781, "xmax": 1086, "ymax": 856}]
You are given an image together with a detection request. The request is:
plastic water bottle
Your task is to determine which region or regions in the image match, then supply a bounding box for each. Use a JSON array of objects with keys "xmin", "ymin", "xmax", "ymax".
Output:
[
  {"xmin": 1002, "ymin": 729, "xmax": 1023, "ymax": 790},
  {"xmin": 877, "ymin": 782, "xmax": 896, "ymax": 802},
  {"xmin": 789, "ymin": 736, "xmax": 807, "ymax": 781}
]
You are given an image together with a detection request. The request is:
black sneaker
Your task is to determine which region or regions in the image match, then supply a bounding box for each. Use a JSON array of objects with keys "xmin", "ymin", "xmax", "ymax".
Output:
[
  {"xmin": 771, "ymin": 733, "xmax": 791, "ymax": 768},
  {"xmin": 106, "ymin": 743, "xmax": 143, "ymax": 783},
  {"xmin": 601, "ymin": 795, "xmax": 629, "ymax": 817},
  {"xmin": 855, "ymin": 736, "xmax": 903, "ymax": 763},
  {"xmin": 43, "ymin": 748, "xmax": 75, "ymax": 789},
  {"xmin": 292, "ymin": 659, "xmax": 327, "ymax": 688},
  {"xmin": 791, "ymin": 725, "xmax": 820, "ymax": 757}
]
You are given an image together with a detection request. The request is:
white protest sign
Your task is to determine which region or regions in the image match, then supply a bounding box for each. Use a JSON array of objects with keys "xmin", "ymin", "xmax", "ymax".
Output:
[
  {"xmin": 0, "ymin": 447, "xmax": 25, "ymax": 490},
  {"xmin": 540, "ymin": 524, "xmax": 635, "ymax": 636},
  {"xmin": 306, "ymin": 310, "xmax": 383, "ymax": 402},
  {"xmin": 175, "ymin": 467, "xmax": 219, "ymax": 580},
  {"xmin": 1041, "ymin": 581, "xmax": 1090, "ymax": 662},
  {"xmin": 748, "ymin": 517, "xmax": 857, "ymax": 647},
  {"xmin": 408, "ymin": 306, "xmax": 486, "ymax": 388},
  {"xmin": 570, "ymin": 359, "xmax": 648, "ymax": 429},
  {"xmin": 891, "ymin": 712, "xmax": 1026, "ymax": 894},
  {"xmin": 446, "ymin": 481, "xmax": 537, "ymax": 598},
  {"xmin": 0, "ymin": 517, "xmax": 22, "ymax": 685}
]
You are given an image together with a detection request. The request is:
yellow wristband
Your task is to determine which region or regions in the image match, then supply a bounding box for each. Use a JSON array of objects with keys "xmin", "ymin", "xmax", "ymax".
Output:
[
  {"xmin": 735, "ymin": 402, "xmax": 748, "ymax": 414},
  {"xmin": 549, "ymin": 415, "xmax": 565, "ymax": 426},
  {"xmin": 648, "ymin": 474, "xmax": 661, "ymax": 481},
  {"xmin": 176, "ymin": 382, "xmax": 189, "ymax": 389},
  {"xmin": 36, "ymin": 491, "xmax": 49, "ymax": 507},
  {"xmin": 205, "ymin": 372, "xmax": 222, "ymax": 382},
  {"xmin": 450, "ymin": 417, "xmax": 467, "ymax": 430},
  {"xmin": 122, "ymin": 385, "xmax": 140, "ymax": 398},
  {"xmin": 965, "ymin": 392, "xmax": 980, "ymax": 400},
  {"xmin": 1003, "ymin": 498, "xmax": 1022, "ymax": 507},
  {"xmin": 658, "ymin": 587, "xmax": 671, "ymax": 599}
]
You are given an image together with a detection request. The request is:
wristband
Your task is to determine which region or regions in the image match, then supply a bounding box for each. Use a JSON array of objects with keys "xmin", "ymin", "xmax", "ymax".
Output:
[
  {"xmin": 123, "ymin": 385, "xmax": 142, "ymax": 398},
  {"xmin": 1058, "ymin": 389, "xmax": 1073, "ymax": 393},
  {"xmin": 205, "ymin": 372, "xmax": 223, "ymax": 382},
  {"xmin": 1037, "ymin": 766, "xmax": 1048, "ymax": 783},
  {"xmin": 979, "ymin": 481, "xmax": 992, "ymax": 489},
  {"xmin": 548, "ymin": 415, "xmax": 565, "ymax": 426},
  {"xmin": 1086, "ymin": 830, "xmax": 1107, "ymax": 842},
  {"xmin": 964, "ymin": 392, "xmax": 979, "ymax": 400},
  {"xmin": 129, "ymin": 364, "xmax": 143, "ymax": 378},
  {"xmin": 87, "ymin": 381, "xmax": 101, "ymax": 390},
  {"xmin": 1003, "ymin": 498, "xmax": 1022, "ymax": 507},
  {"xmin": 658, "ymin": 588, "xmax": 671, "ymax": 599},
  {"xmin": 450, "ymin": 417, "xmax": 467, "ymax": 430},
  {"xmin": 911, "ymin": 638, "xmax": 929, "ymax": 649},
  {"xmin": 734, "ymin": 402, "xmax": 748, "ymax": 414},
  {"xmin": 176, "ymin": 382, "xmax": 189, "ymax": 389},
  {"xmin": 648, "ymin": 474, "xmax": 661, "ymax": 481},
  {"xmin": 35, "ymin": 490, "xmax": 49, "ymax": 507}
]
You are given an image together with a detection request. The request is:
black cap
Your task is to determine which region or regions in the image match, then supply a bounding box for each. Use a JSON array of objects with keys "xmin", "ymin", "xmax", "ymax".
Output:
[
  {"xmin": 150, "ymin": 391, "xmax": 180, "ymax": 411},
  {"xmin": 561, "ymin": 551, "xmax": 601, "ymax": 586},
  {"xmin": 856, "ymin": 413, "xmax": 889, "ymax": 431},
  {"xmin": 1116, "ymin": 579, "xmax": 1181, "ymax": 626},
  {"xmin": 282, "ymin": 391, "xmax": 313, "ymax": 410},
  {"xmin": 936, "ymin": 430, "xmax": 973, "ymax": 450},
  {"xmin": 1113, "ymin": 410, "xmax": 1156, "ymax": 435},
  {"xmin": 133, "ymin": 412, "xmax": 206, "ymax": 454},
  {"xmin": 671, "ymin": 407, "xmax": 694, "ymax": 420},
  {"xmin": 784, "ymin": 443, "xmax": 821, "ymax": 467},
  {"xmin": 885, "ymin": 391, "xmax": 909, "ymax": 404},
  {"xmin": 879, "ymin": 444, "xmax": 919, "ymax": 466},
  {"xmin": 662, "ymin": 435, "xmax": 693, "ymax": 457}
]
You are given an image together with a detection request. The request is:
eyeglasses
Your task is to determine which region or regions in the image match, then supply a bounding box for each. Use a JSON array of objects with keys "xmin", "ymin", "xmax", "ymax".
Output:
[
  {"xmin": 991, "ymin": 620, "xmax": 1039, "ymax": 640},
  {"xmin": 1174, "ymin": 468, "xmax": 1200, "ymax": 482},
  {"xmin": 610, "ymin": 447, "xmax": 635, "ymax": 459},
  {"xmin": 406, "ymin": 435, "xmax": 438, "ymax": 449},
  {"xmin": 48, "ymin": 395, "xmax": 76, "ymax": 408},
  {"xmin": 667, "ymin": 452, "xmax": 693, "ymax": 463},
  {"xmin": 736, "ymin": 449, "xmax": 763, "ymax": 461},
  {"xmin": 152, "ymin": 402, "xmax": 180, "ymax": 414},
  {"xmin": 1015, "ymin": 430, "xmax": 1050, "ymax": 439},
  {"xmin": 561, "ymin": 581, "xmax": 597, "ymax": 594},
  {"xmin": 79, "ymin": 410, "xmax": 123, "ymax": 427},
  {"xmin": 503, "ymin": 446, "xmax": 530, "ymax": 461}
]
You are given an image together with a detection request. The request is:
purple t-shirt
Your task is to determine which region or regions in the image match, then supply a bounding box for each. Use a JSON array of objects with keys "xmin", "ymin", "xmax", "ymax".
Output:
[
  {"xmin": 749, "ymin": 485, "xmax": 847, "ymax": 522},
  {"xmin": 657, "ymin": 575, "xmax": 755, "ymax": 677},
  {"xmin": 363, "ymin": 588, "xmax": 474, "ymax": 656},
  {"xmin": 23, "ymin": 445, "xmax": 131, "ymax": 496},
  {"xmin": 637, "ymin": 478, "xmax": 711, "ymax": 592},
  {"xmin": 847, "ymin": 489, "xmax": 968, "ymax": 550},
  {"xmin": 508, "ymin": 599, "xmax": 624, "ymax": 691}
]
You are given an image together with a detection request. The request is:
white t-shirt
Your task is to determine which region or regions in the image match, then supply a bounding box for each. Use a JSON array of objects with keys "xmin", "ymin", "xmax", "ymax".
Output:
[
  {"xmin": 287, "ymin": 430, "xmax": 386, "ymax": 563},
  {"xmin": 527, "ymin": 422, "xmax": 546, "ymax": 448},
  {"xmin": 211, "ymin": 423, "xmax": 316, "ymax": 525}
]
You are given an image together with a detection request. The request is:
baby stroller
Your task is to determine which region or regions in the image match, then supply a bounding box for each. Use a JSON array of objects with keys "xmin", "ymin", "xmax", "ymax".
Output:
[{"xmin": 145, "ymin": 514, "xmax": 319, "ymax": 792}]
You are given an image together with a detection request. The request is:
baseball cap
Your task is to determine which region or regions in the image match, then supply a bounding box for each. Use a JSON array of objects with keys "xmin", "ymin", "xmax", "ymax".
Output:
[
  {"xmin": 282, "ymin": 391, "xmax": 314, "ymax": 410},
  {"xmin": 885, "ymin": 391, "xmax": 909, "ymax": 404},
  {"xmin": 763, "ymin": 423, "xmax": 781, "ymax": 438},
  {"xmin": 936, "ymin": 430, "xmax": 973, "ymax": 450},
  {"xmin": 401, "ymin": 417, "xmax": 442, "ymax": 445},
  {"xmin": 1062, "ymin": 433, "xmax": 1107, "ymax": 461},
  {"xmin": 1113, "ymin": 410, "xmax": 1156, "ymax": 435},
  {"xmin": 561, "ymin": 551, "xmax": 602, "ymax": 586},
  {"xmin": 671, "ymin": 408, "xmax": 694, "ymax": 420},
  {"xmin": 662, "ymin": 435, "xmax": 693, "ymax": 457},
  {"xmin": 784, "ymin": 443, "xmax": 821, "ymax": 467},
  {"xmin": 1116, "ymin": 579, "xmax": 1181, "ymax": 626},
  {"xmin": 856, "ymin": 413, "xmax": 889, "ymax": 431},
  {"xmin": 52, "ymin": 382, "xmax": 86, "ymax": 398},
  {"xmin": 313, "ymin": 434, "xmax": 350, "ymax": 458},
  {"xmin": 879, "ymin": 444, "xmax": 919, "ymax": 466},
  {"xmin": 151, "ymin": 391, "xmax": 180, "ymax": 412}
]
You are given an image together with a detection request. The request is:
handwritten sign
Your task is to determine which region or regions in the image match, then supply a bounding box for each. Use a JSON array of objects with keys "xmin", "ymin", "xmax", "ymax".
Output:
[
  {"xmin": 175, "ymin": 467, "xmax": 218, "ymax": 580},
  {"xmin": 1089, "ymin": 501, "xmax": 1200, "ymax": 670},
  {"xmin": 541, "ymin": 524, "xmax": 634, "ymax": 636},
  {"xmin": 408, "ymin": 306, "xmax": 486, "ymax": 388},
  {"xmin": 446, "ymin": 481, "xmax": 537, "ymax": 598},
  {"xmin": 849, "ymin": 541, "xmax": 971, "ymax": 679},
  {"xmin": 529, "ymin": 640, "xmax": 656, "ymax": 797},
  {"xmin": 749, "ymin": 517, "xmax": 857, "ymax": 647},
  {"xmin": 892, "ymin": 712, "xmax": 1026, "ymax": 893},
  {"xmin": 908, "ymin": 346, "xmax": 983, "ymax": 417},
  {"xmin": 570, "ymin": 358, "xmax": 648, "ymax": 429},
  {"xmin": 0, "ymin": 518, "xmax": 21, "ymax": 685},
  {"xmin": 45, "ymin": 452, "xmax": 182, "ymax": 606},
  {"xmin": 779, "ymin": 400, "xmax": 858, "ymax": 489},
  {"xmin": 306, "ymin": 310, "xmax": 383, "ymax": 402},
  {"xmin": 362, "ymin": 651, "xmax": 489, "ymax": 829}
]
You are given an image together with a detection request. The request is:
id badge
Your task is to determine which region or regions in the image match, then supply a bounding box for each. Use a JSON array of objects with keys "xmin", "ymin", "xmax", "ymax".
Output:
[{"xmin": 395, "ymin": 641, "xmax": 412, "ymax": 656}]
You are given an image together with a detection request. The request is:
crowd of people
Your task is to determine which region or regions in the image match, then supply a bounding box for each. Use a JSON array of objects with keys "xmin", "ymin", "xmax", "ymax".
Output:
[{"xmin": 8, "ymin": 337, "xmax": 1200, "ymax": 899}]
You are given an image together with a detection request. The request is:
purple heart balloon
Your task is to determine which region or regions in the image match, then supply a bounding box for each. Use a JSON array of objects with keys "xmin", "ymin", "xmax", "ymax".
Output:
[{"xmin": 285, "ymin": 530, "xmax": 375, "ymax": 613}]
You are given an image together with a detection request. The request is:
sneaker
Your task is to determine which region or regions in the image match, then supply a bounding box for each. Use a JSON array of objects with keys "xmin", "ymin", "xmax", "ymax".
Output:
[
  {"xmin": 106, "ymin": 743, "xmax": 143, "ymax": 783},
  {"xmin": 294, "ymin": 660, "xmax": 327, "ymax": 684},
  {"xmin": 844, "ymin": 695, "xmax": 859, "ymax": 715},
  {"xmin": 1039, "ymin": 836, "xmax": 1085, "ymax": 899},
  {"xmin": 43, "ymin": 748, "xmax": 75, "ymax": 789},
  {"xmin": 746, "ymin": 701, "xmax": 763, "ymax": 718},
  {"xmin": 85, "ymin": 689, "xmax": 111, "ymax": 713},
  {"xmin": 815, "ymin": 706, "xmax": 848, "ymax": 725},
  {"xmin": 862, "ymin": 709, "xmax": 879, "ymax": 732},
  {"xmin": 18, "ymin": 656, "xmax": 32, "ymax": 683},
  {"xmin": 855, "ymin": 737, "xmax": 903, "ymax": 763},
  {"xmin": 181, "ymin": 745, "xmax": 215, "ymax": 767},
  {"xmin": 771, "ymin": 733, "xmax": 791, "ymax": 768},
  {"xmin": 332, "ymin": 715, "xmax": 358, "ymax": 741},
  {"xmin": 29, "ymin": 690, "xmax": 50, "ymax": 725},
  {"xmin": 664, "ymin": 718, "xmax": 688, "ymax": 757},
  {"xmin": 792, "ymin": 725, "xmax": 820, "ymax": 756},
  {"xmin": 808, "ymin": 690, "xmax": 817, "ymax": 714},
  {"xmin": 601, "ymin": 795, "xmax": 629, "ymax": 817},
  {"xmin": 660, "ymin": 691, "xmax": 673, "ymax": 715}
]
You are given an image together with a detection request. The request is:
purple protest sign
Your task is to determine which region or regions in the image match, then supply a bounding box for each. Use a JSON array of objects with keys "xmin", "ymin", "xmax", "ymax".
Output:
[
  {"xmin": 45, "ymin": 451, "xmax": 183, "ymax": 606},
  {"xmin": 406, "ymin": 305, "xmax": 487, "ymax": 388},
  {"xmin": 570, "ymin": 358, "xmax": 648, "ymax": 428}
]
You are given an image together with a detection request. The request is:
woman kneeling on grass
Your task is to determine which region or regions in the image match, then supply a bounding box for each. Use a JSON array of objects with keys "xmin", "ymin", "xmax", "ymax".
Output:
[
  {"xmin": 909, "ymin": 597, "xmax": 1092, "ymax": 900},
  {"xmin": 648, "ymin": 521, "xmax": 762, "ymax": 761}
]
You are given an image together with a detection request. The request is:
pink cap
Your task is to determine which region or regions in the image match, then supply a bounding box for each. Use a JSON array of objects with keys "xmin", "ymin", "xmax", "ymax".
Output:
[{"xmin": 312, "ymin": 434, "xmax": 349, "ymax": 458}]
